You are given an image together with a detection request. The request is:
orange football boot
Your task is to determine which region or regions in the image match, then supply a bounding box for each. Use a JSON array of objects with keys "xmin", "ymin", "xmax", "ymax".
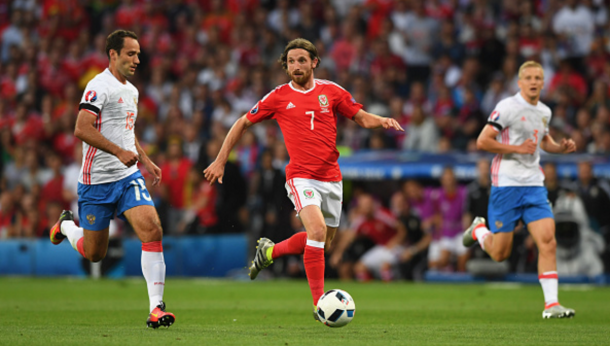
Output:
[
  {"xmin": 146, "ymin": 302, "xmax": 176, "ymax": 329},
  {"xmin": 50, "ymin": 210, "xmax": 74, "ymax": 245}
]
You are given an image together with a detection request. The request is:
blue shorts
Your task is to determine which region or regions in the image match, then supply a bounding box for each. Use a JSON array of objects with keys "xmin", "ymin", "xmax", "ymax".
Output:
[
  {"xmin": 488, "ymin": 186, "xmax": 553, "ymax": 233},
  {"xmin": 77, "ymin": 171, "xmax": 155, "ymax": 231}
]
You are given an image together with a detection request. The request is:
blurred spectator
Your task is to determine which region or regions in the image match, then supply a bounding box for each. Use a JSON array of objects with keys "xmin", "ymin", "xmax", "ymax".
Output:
[
  {"xmin": 330, "ymin": 193, "xmax": 406, "ymax": 282},
  {"xmin": 399, "ymin": 0, "xmax": 438, "ymax": 82},
  {"xmin": 427, "ymin": 167, "xmax": 469, "ymax": 272},
  {"xmin": 160, "ymin": 139, "xmax": 193, "ymax": 233},
  {"xmin": 543, "ymin": 162, "xmax": 562, "ymax": 207},
  {"xmin": 576, "ymin": 161, "xmax": 610, "ymax": 234},
  {"xmin": 402, "ymin": 106, "xmax": 439, "ymax": 152},
  {"xmin": 180, "ymin": 166, "xmax": 218, "ymax": 234},
  {"xmin": 552, "ymin": 0, "xmax": 594, "ymax": 70},
  {"xmin": 390, "ymin": 187, "xmax": 430, "ymax": 281}
]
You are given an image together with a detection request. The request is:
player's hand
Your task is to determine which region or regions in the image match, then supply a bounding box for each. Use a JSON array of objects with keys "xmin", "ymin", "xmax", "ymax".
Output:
[
  {"xmin": 381, "ymin": 117, "xmax": 404, "ymax": 132},
  {"xmin": 517, "ymin": 139, "xmax": 536, "ymax": 155},
  {"xmin": 560, "ymin": 138, "xmax": 576, "ymax": 154},
  {"xmin": 117, "ymin": 149, "xmax": 139, "ymax": 167},
  {"xmin": 203, "ymin": 160, "xmax": 226, "ymax": 185},
  {"xmin": 144, "ymin": 160, "xmax": 162, "ymax": 186}
]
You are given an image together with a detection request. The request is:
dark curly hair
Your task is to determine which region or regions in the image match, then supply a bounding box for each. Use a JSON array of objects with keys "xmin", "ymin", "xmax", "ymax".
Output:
[{"xmin": 278, "ymin": 38, "xmax": 321, "ymax": 74}]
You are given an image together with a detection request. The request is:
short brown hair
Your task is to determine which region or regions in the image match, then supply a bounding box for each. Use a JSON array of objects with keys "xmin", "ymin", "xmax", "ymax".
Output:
[
  {"xmin": 278, "ymin": 38, "xmax": 321, "ymax": 73},
  {"xmin": 518, "ymin": 61, "xmax": 544, "ymax": 79},
  {"xmin": 105, "ymin": 29, "xmax": 138, "ymax": 59}
]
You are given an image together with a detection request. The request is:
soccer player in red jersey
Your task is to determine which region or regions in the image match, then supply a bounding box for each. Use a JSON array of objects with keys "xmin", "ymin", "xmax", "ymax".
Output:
[{"xmin": 204, "ymin": 38, "xmax": 403, "ymax": 320}]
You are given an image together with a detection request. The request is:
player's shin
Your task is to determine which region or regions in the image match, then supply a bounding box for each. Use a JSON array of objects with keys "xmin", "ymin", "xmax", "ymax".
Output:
[
  {"xmin": 539, "ymin": 271, "xmax": 559, "ymax": 308},
  {"xmin": 141, "ymin": 241, "xmax": 166, "ymax": 313},
  {"xmin": 271, "ymin": 232, "xmax": 307, "ymax": 259},
  {"xmin": 62, "ymin": 220, "xmax": 85, "ymax": 253},
  {"xmin": 303, "ymin": 239, "xmax": 325, "ymax": 306}
]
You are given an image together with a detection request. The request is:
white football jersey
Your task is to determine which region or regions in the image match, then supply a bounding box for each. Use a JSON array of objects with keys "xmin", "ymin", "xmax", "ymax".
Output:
[
  {"xmin": 487, "ymin": 92, "xmax": 552, "ymax": 187},
  {"xmin": 78, "ymin": 68, "xmax": 139, "ymax": 185}
]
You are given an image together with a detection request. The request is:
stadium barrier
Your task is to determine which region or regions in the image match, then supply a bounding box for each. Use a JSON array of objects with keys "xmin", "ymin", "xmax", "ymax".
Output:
[
  {"xmin": 0, "ymin": 235, "xmax": 247, "ymax": 277},
  {"xmin": 338, "ymin": 151, "xmax": 610, "ymax": 180}
]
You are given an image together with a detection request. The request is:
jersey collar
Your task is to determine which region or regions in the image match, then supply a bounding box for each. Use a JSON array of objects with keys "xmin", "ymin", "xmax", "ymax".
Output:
[
  {"xmin": 515, "ymin": 92, "xmax": 540, "ymax": 108},
  {"xmin": 288, "ymin": 80, "xmax": 317, "ymax": 94}
]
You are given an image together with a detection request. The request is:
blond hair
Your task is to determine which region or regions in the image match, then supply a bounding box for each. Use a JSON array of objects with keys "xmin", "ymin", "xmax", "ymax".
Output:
[{"xmin": 518, "ymin": 61, "xmax": 544, "ymax": 79}]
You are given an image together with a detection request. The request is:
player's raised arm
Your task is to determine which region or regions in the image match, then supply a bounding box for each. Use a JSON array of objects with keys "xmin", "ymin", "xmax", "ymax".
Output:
[
  {"xmin": 352, "ymin": 109, "xmax": 404, "ymax": 131},
  {"xmin": 540, "ymin": 134, "xmax": 576, "ymax": 154},
  {"xmin": 203, "ymin": 114, "xmax": 254, "ymax": 184},
  {"xmin": 74, "ymin": 109, "xmax": 138, "ymax": 167},
  {"xmin": 476, "ymin": 124, "xmax": 536, "ymax": 155}
]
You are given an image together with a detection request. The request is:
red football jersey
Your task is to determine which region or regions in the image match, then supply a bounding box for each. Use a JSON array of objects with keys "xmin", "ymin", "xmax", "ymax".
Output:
[{"xmin": 247, "ymin": 79, "xmax": 363, "ymax": 182}]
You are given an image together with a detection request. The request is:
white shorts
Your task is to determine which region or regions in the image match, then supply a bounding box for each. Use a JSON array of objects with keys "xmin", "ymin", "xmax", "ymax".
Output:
[
  {"xmin": 285, "ymin": 178, "xmax": 343, "ymax": 227},
  {"xmin": 428, "ymin": 234, "xmax": 468, "ymax": 262},
  {"xmin": 360, "ymin": 245, "xmax": 405, "ymax": 274}
]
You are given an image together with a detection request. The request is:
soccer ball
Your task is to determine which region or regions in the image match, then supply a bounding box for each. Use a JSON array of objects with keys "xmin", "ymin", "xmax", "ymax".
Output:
[{"xmin": 316, "ymin": 289, "xmax": 356, "ymax": 328}]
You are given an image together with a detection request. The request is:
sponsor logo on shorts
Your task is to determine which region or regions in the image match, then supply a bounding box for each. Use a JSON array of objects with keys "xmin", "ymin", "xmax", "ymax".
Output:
[
  {"xmin": 87, "ymin": 214, "xmax": 96, "ymax": 225},
  {"xmin": 304, "ymin": 189, "xmax": 314, "ymax": 199},
  {"xmin": 495, "ymin": 220, "xmax": 503, "ymax": 229}
]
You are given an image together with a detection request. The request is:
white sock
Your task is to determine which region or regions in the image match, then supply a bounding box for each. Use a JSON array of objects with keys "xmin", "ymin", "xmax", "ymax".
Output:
[
  {"xmin": 142, "ymin": 242, "xmax": 166, "ymax": 313},
  {"xmin": 61, "ymin": 220, "xmax": 84, "ymax": 252},
  {"xmin": 474, "ymin": 226, "xmax": 491, "ymax": 251},
  {"xmin": 539, "ymin": 271, "xmax": 559, "ymax": 308}
]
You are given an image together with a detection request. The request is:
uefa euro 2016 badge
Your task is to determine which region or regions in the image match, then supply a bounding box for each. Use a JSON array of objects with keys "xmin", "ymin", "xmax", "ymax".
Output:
[
  {"xmin": 85, "ymin": 90, "xmax": 97, "ymax": 102},
  {"xmin": 303, "ymin": 189, "xmax": 315, "ymax": 199},
  {"xmin": 495, "ymin": 220, "xmax": 503, "ymax": 229},
  {"xmin": 133, "ymin": 97, "xmax": 138, "ymax": 105},
  {"xmin": 87, "ymin": 214, "xmax": 96, "ymax": 225},
  {"xmin": 542, "ymin": 117, "xmax": 548, "ymax": 128}
]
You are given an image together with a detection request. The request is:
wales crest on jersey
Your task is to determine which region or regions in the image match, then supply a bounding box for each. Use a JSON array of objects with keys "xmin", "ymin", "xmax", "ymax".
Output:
[{"xmin": 318, "ymin": 95, "xmax": 328, "ymax": 107}]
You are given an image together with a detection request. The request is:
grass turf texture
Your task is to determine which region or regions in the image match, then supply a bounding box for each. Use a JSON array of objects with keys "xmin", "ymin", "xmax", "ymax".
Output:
[{"xmin": 1, "ymin": 278, "xmax": 609, "ymax": 346}]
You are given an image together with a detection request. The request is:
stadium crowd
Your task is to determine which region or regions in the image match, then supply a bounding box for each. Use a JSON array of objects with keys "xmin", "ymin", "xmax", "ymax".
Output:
[{"xmin": 1, "ymin": 0, "xmax": 610, "ymax": 278}]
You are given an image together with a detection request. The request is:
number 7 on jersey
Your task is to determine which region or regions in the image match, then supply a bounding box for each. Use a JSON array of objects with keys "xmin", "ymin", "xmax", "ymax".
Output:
[{"xmin": 306, "ymin": 111, "xmax": 315, "ymax": 130}]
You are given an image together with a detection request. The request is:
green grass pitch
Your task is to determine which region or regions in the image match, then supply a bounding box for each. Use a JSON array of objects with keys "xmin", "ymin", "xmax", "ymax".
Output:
[{"xmin": 1, "ymin": 277, "xmax": 609, "ymax": 345}]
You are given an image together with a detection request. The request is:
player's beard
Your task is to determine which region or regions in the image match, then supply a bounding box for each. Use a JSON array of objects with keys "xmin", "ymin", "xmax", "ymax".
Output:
[{"xmin": 291, "ymin": 69, "xmax": 312, "ymax": 86}]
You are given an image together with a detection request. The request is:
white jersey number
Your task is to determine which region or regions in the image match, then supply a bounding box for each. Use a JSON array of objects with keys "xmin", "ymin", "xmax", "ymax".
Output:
[
  {"xmin": 306, "ymin": 111, "xmax": 314, "ymax": 130},
  {"xmin": 130, "ymin": 178, "xmax": 151, "ymax": 201}
]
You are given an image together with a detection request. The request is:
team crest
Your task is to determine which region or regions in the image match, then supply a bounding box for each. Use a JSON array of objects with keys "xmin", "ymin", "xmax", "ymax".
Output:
[
  {"xmin": 318, "ymin": 95, "xmax": 328, "ymax": 107},
  {"xmin": 87, "ymin": 214, "xmax": 96, "ymax": 225},
  {"xmin": 495, "ymin": 220, "xmax": 503, "ymax": 229},
  {"xmin": 542, "ymin": 117, "xmax": 548, "ymax": 128},
  {"xmin": 85, "ymin": 90, "xmax": 97, "ymax": 102},
  {"xmin": 303, "ymin": 189, "xmax": 315, "ymax": 199}
]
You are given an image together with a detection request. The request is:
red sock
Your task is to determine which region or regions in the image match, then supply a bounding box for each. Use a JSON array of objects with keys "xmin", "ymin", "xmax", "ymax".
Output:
[
  {"xmin": 303, "ymin": 244, "xmax": 325, "ymax": 306},
  {"xmin": 271, "ymin": 232, "xmax": 307, "ymax": 259},
  {"xmin": 76, "ymin": 237, "xmax": 87, "ymax": 258}
]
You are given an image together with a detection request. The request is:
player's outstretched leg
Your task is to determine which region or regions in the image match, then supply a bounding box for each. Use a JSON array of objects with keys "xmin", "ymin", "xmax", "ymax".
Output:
[
  {"xmin": 462, "ymin": 216, "xmax": 487, "ymax": 247},
  {"xmin": 542, "ymin": 304, "xmax": 575, "ymax": 319},
  {"xmin": 51, "ymin": 210, "xmax": 87, "ymax": 258},
  {"xmin": 50, "ymin": 210, "xmax": 74, "ymax": 245},
  {"xmin": 146, "ymin": 301, "xmax": 176, "ymax": 328},
  {"xmin": 249, "ymin": 237, "xmax": 275, "ymax": 280}
]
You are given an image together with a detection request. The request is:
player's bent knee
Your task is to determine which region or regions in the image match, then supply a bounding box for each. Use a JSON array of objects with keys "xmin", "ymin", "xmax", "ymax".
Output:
[
  {"xmin": 308, "ymin": 225, "xmax": 326, "ymax": 242},
  {"xmin": 539, "ymin": 237, "xmax": 557, "ymax": 254},
  {"xmin": 88, "ymin": 251, "xmax": 107, "ymax": 263}
]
